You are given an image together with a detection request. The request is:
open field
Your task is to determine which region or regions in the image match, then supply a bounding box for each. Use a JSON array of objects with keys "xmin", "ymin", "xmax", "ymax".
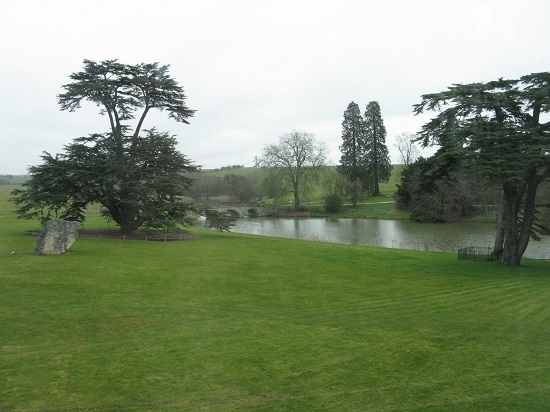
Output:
[
  {"xmin": 1, "ymin": 212, "xmax": 550, "ymax": 410},
  {"xmin": 0, "ymin": 185, "xmax": 18, "ymax": 216}
]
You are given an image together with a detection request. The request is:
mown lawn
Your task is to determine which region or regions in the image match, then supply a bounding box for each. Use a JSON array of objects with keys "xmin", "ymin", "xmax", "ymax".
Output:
[{"xmin": 1, "ymin": 214, "xmax": 550, "ymax": 411}]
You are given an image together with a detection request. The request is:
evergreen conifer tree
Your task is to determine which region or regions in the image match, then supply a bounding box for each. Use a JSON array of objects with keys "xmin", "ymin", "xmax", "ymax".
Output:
[
  {"xmin": 337, "ymin": 102, "xmax": 366, "ymax": 207},
  {"xmin": 363, "ymin": 101, "xmax": 392, "ymax": 196},
  {"xmin": 12, "ymin": 59, "xmax": 197, "ymax": 234}
]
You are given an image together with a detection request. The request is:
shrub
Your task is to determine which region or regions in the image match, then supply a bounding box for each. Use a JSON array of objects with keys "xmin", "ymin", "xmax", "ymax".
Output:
[
  {"xmin": 324, "ymin": 194, "xmax": 342, "ymax": 214},
  {"xmin": 204, "ymin": 210, "xmax": 237, "ymax": 232}
]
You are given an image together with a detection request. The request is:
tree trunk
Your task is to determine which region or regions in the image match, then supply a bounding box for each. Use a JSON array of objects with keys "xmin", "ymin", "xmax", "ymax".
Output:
[
  {"xmin": 118, "ymin": 208, "xmax": 142, "ymax": 235},
  {"xmin": 500, "ymin": 183, "xmax": 521, "ymax": 265},
  {"xmin": 493, "ymin": 191, "xmax": 505, "ymax": 258},
  {"xmin": 372, "ymin": 131, "xmax": 381, "ymax": 196},
  {"xmin": 351, "ymin": 178, "xmax": 361, "ymax": 208},
  {"xmin": 498, "ymin": 177, "xmax": 538, "ymax": 266},
  {"xmin": 372, "ymin": 180, "xmax": 381, "ymax": 196},
  {"xmin": 516, "ymin": 169, "xmax": 539, "ymax": 260},
  {"xmin": 104, "ymin": 201, "xmax": 142, "ymax": 235},
  {"xmin": 293, "ymin": 181, "xmax": 300, "ymax": 211}
]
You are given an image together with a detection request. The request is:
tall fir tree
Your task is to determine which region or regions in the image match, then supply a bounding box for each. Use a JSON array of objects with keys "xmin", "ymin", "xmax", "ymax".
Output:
[
  {"xmin": 337, "ymin": 102, "xmax": 366, "ymax": 207},
  {"xmin": 363, "ymin": 101, "xmax": 392, "ymax": 196}
]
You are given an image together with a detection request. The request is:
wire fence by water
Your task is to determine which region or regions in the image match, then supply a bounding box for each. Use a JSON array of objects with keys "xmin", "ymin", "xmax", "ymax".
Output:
[{"xmin": 458, "ymin": 246, "xmax": 498, "ymax": 262}]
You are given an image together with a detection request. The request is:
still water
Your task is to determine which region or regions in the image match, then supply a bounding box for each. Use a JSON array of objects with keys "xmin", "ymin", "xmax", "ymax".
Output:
[{"xmin": 231, "ymin": 218, "xmax": 550, "ymax": 259}]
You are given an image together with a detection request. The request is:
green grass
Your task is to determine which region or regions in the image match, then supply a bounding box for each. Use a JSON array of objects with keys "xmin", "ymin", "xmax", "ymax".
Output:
[
  {"xmin": 0, "ymin": 185, "xmax": 19, "ymax": 216},
  {"xmin": 2, "ymin": 212, "xmax": 550, "ymax": 410}
]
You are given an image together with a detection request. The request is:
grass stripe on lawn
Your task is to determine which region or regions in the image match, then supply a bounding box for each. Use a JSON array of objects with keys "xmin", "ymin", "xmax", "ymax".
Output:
[{"xmin": 1, "ymin": 225, "xmax": 550, "ymax": 410}]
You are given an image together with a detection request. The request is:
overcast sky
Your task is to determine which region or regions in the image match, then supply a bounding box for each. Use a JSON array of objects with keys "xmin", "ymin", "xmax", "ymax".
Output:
[{"xmin": 1, "ymin": 0, "xmax": 549, "ymax": 174}]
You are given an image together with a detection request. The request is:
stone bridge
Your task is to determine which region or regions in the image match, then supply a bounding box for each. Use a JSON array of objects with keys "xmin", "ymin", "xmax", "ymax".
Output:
[{"xmin": 213, "ymin": 205, "xmax": 270, "ymax": 217}]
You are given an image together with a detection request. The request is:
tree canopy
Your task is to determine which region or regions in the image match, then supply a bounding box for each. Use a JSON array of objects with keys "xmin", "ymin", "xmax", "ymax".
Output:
[
  {"xmin": 413, "ymin": 73, "xmax": 550, "ymax": 265},
  {"xmin": 337, "ymin": 101, "xmax": 366, "ymax": 207},
  {"xmin": 258, "ymin": 130, "xmax": 327, "ymax": 210},
  {"xmin": 338, "ymin": 101, "xmax": 392, "ymax": 203},
  {"xmin": 394, "ymin": 132, "xmax": 420, "ymax": 166},
  {"xmin": 58, "ymin": 59, "xmax": 195, "ymax": 141},
  {"xmin": 363, "ymin": 101, "xmax": 392, "ymax": 196},
  {"xmin": 12, "ymin": 60, "xmax": 198, "ymax": 234}
]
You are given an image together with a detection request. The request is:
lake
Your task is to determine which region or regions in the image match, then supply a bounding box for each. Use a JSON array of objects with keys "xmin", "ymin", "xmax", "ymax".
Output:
[{"xmin": 230, "ymin": 217, "xmax": 550, "ymax": 260}]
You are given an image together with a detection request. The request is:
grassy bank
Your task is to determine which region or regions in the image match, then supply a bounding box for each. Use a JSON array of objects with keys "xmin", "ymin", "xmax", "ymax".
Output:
[
  {"xmin": 306, "ymin": 197, "xmax": 409, "ymax": 219},
  {"xmin": 1, "ymin": 214, "xmax": 550, "ymax": 410}
]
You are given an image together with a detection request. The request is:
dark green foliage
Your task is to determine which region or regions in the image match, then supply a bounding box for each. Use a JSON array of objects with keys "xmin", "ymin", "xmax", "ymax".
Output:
[
  {"xmin": 363, "ymin": 101, "xmax": 392, "ymax": 196},
  {"xmin": 186, "ymin": 173, "xmax": 224, "ymax": 199},
  {"xmin": 395, "ymin": 158, "xmax": 425, "ymax": 214},
  {"xmin": 324, "ymin": 194, "xmax": 342, "ymax": 214},
  {"xmin": 203, "ymin": 209, "xmax": 237, "ymax": 232},
  {"xmin": 186, "ymin": 173, "xmax": 260, "ymax": 202},
  {"xmin": 338, "ymin": 101, "xmax": 392, "ymax": 204},
  {"xmin": 222, "ymin": 174, "xmax": 259, "ymax": 202},
  {"xmin": 396, "ymin": 157, "xmax": 501, "ymax": 222},
  {"xmin": 12, "ymin": 60, "xmax": 197, "ymax": 234},
  {"xmin": 338, "ymin": 102, "xmax": 366, "ymax": 207},
  {"xmin": 58, "ymin": 60, "xmax": 195, "ymax": 134},
  {"xmin": 217, "ymin": 165, "xmax": 245, "ymax": 171},
  {"xmin": 12, "ymin": 130, "xmax": 197, "ymax": 233},
  {"xmin": 414, "ymin": 73, "xmax": 550, "ymax": 265},
  {"xmin": 395, "ymin": 159, "xmax": 459, "ymax": 222}
]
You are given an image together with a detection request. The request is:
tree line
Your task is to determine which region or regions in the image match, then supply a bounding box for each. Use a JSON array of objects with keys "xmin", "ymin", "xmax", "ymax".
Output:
[
  {"xmin": 0, "ymin": 175, "xmax": 28, "ymax": 185},
  {"xmin": 254, "ymin": 102, "xmax": 394, "ymax": 212},
  {"xmin": 10, "ymin": 58, "xmax": 549, "ymax": 265},
  {"xmin": 186, "ymin": 172, "xmax": 261, "ymax": 203}
]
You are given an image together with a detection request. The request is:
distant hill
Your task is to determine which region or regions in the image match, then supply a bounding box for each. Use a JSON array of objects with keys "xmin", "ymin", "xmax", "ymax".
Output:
[
  {"xmin": 0, "ymin": 175, "xmax": 29, "ymax": 185},
  {"xmin": 203, "ymin": 165, "xmax": 404, "ymax": 185}
]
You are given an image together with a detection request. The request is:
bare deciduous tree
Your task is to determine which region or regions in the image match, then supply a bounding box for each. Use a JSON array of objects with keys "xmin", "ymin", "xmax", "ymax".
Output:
[
  {"xmin": 394, "ymin": 132, "xmax": 420, "ymax": 166},
  {"xmin": 259, "ymin": 130, "xmax": 328, "ymax": 210}
]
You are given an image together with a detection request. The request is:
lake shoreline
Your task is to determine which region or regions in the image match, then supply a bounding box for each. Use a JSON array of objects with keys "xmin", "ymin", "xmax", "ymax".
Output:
[{"xmin": 229, "ymin": 216, "xmax": 550, "ymax": 260}]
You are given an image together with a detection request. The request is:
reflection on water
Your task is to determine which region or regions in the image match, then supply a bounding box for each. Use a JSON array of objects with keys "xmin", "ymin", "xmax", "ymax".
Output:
[{"xmin": 231, "ymin": 217, "xmax": 550, "ymax": 259}]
